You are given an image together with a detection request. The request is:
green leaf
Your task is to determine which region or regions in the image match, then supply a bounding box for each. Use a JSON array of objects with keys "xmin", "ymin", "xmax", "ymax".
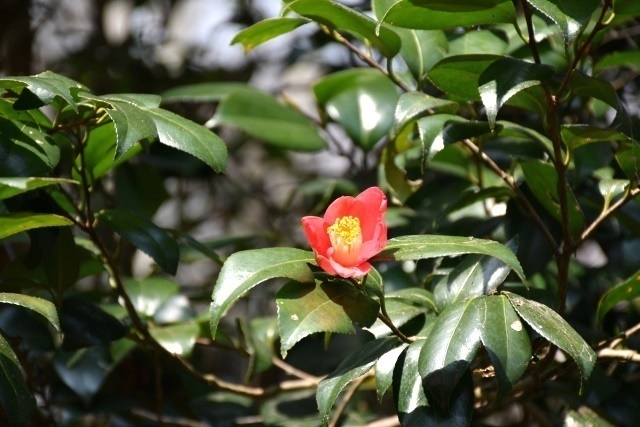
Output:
[
  {"xmin": 596, "ymin": 271, "xmax": 640, "ymax": 323},
  {"xmin": 393, "ymin": 92, "xmax": 458, "ymax": 136},
  {"xmin": 438, "ymin": 187, "xmax": 515, "ymax": 224},
  {"xmin": 520, "ymin": 160, "xmax": 585, "ymax": 240},
  {"xmin": 428, "ymin": 54, "xmax": 498, "ymax": 101},
  {"xmin": 287, "ymin": 0, "xmax": 401, "ymax": 58},
  {"xmin": 380, "ymin": 0, "xmax": 516, "ymax": 31},
  {"xmin": 0, "ymin": 71, "xmax": 87, "ymax": 111},
  {"xmin": 123, "ymin": 277, "xmax": 180, "ymax": 317},
  {"xmin": 478, "ymin": 57, "xmax": 554, "ymax": 129},
  {"xmin": 161, "ymin": 82, "xmax": 251, "ymax": 103},
  {"xmin": 0, "ymin": 177, "xmax": 77, "ymax": 201},
  {"xmin": 0, "ymin": 213, "xmax": 73, "ymax": 240},
  {"xmin": 232, "ymin": 17, "xmax": 310, "ymax": 52},
  {"xmin": 526, "ymin": 0, "xmax": 600, "ymax": 44},
  {"xmin": 367, "ymin": 298, "xmax": 428, "ymax": 338},
  {"xmin": 388, "ymin": 288, "xmax": 437, "ymax": 313},
  {"xmin": 149, "ymin": 322, "xmax": 199, "ymax": 356},
  {"xmin": 213, "ymin": 88, "xmax": 326, "ymax": 151},
  {"xmin": 44, "ymin": 228, "xmax": 79, "ymax": 297},
  {"xmin": 504, "ymin": 291, "xmax": 596, "ymax": 391},
  {"xmin": 60, "ymin": 296, "xmax": 127, "ymax": 350},
  {"xmin": 418, "ymin": 298, "xmax": 482, "ymax": 407},
  {"xmin": 449, "ymin": 29, "xmax": 509, "ymax": 56},
  {"xmin": 0, "ymin": 293, "xmax": 62, "ymax": 341},
  {"xmin": 364, "ymin": 266, "xmax": 385, "ymax": 300},
  {"xmin": 564, "ymin": 407, "xmax": 617, "ymax": 427},
  {"xmin": 594, "ymin": 50, "xmax": 640, "ymax": 73},
  {"xmin": 145, "ymin": 107, "xmax": 227, "ymax": 172},
  {"xmin": 243, "ymin": 317, "xmax": 278, "ymax": 379},
  {"xmin": 393, "ymin": 340, "xmax": 430, "ymax": 424},
  {"xmin": 316, "ymin": 337, "xmax": 397, "ymax": 425},
  {"xmin": 598, "ymin": 178, "xmax": 628, "ymax": 207},
  {"xmin": 276, "ymin": 280, "xmax": 380, "ymax": 358},
  {"xmin": 0, "ymin": 119, "xmax": 61, "ymax": 176},
  {"xmin": 434, "ymin": 238, "xmax": 518, "ymax": 311},
  {"xmin": 0, "ymin": 98, "xmax": 52, "ymax": 131},
  {"xmin": 210, "ymin": 248, "xmax": 315, "ymax": 339},
  {"xmin": 97, "ymin": 209, "xmax": 180, "ymax": 275},
  {"xmin": 375, "ymin": 343, "xmax": 408, "ymax": 401},
  {"xmin": 315, "ymin": 69, "xmax": 399, "ymax": 150},
  {"xmin": 561, "ymin": 124, "xmax": 631, "ymax": 152},
  {"xmin": 102, "ymin": 93, "xmax": 162, "ymax": 108},
  {"xmin": 478, "ymin": 295, "xmax": 531, "ymax": 398},
  {"xmin": 375, "ymin": 235, "xmax": 526, "ymax": 283},
  {"xmin": 498, "ymin": 120, "xmax": 555, "ymax": 156},
  {"xmin": 382, "ymin": 126, "xmax": 422, "ymax": 203},
  {"xmin": 0, "ymin": 333, "xmax": 35, "ymax": 424}
]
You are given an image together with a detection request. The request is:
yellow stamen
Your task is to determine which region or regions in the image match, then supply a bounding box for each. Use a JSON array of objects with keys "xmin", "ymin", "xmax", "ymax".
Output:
[{"xmin": 327, "ymin": 216, "xmax": 362, "ymax": 266}]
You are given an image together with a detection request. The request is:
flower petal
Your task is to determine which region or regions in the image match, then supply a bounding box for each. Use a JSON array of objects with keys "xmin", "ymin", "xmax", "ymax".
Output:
[
  {"xmin": 353, "ymin": 187, "xmax": 387, "ymax": 241},
  {"xmin": 316, "ymin": 253, "xmax": 338, "ymax": 276},
  {"xmin": 301, "ymin": 216, "xmax": 331, "ymax": 256},
  {"xmin": 324, "ymin": 195, "xmax": 357, "ymax": 225},
  {"xmin": 327, "ymin": 256, "xmax": 372, "ymax": 279}
]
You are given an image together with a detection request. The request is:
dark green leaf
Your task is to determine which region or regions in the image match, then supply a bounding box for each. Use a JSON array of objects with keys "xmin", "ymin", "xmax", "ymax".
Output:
[
  {"xmin": 0, "ymin": 98, "xmax": 52, "ymax": 131},
  {"xmin": 0, "ymin": 71, "xmax": 87, "ymax": 112},
  {"xmin": 498, "ymin": 120, "xmax": 555, "ymax": 156},
  {"xmin": 276, "ymin": 280, "xmax": 380, "ymax": 358},
  {"xmin": 60, "ymin": 296, "xmax": 127, "ymax": 350},
  {"xmin": 375, "ymin": 343, "xmax": 408, "ymax": 400},
  {"xmin": 287, "ymin": 0, "xmax": 401, "ymax": 58},
  {"xmin": 428, "ymin": 54, "xmax": 498, "ymax": 101},
  {"xmin": 105, "ymin": 100, "xmax": 157, "ymax": 160},
  {"xmin": 123, "ymin": 277, "xmax": 180, "ymax": 318},
  {"xmin": 393, "ymin": 340, "xmax": 430, "ymax": 424},
  {"xmin": 504, "ymin": 291, "xmax": 596, "ymax": 391},
  {"xmin": 375, "ymin": 235, "xmax": 526, "ymax": 283},
  {"xmin": 367, "ymin": 298, "xmax": 427, "ymax": 338},
  {"xmin": 0, "ymin": 177, "xmax": 77, "ymax": 201},
  {"xmin": 232, "ymin": 17, "xmax": 310, "ymax": 52},
  {"xmin": 102, "ymin": 93, "xmax": 162, "ymax": 108},
  {"xmin": 388, "ymin": 288, "xmax": 437, "ymax": 313},
  {"xmin": 561, "ymin": 124, "xmax": 631, "ymax": 152},
  {"xmin": 161, "ymin": 82, "xmax": 251, "ymax": 103},
  {"xmin": 114, "ymin": 163, "xmax": 168, "ymax": 218},
  {"xmin": 0, "ymin": 119, "xmax": 60, "ymax": 176},
  {"xmin": 0, "ymin": 333, "xmax": 35, "ymax": 424},
  {"xmin": 380, "ymin": 0, "xmax": 516, "ymax": 30},
  {"xmin": 438, "ymin": 187, "xmax": 515, "ymax": 224},
  {"xmin": 316, "ymin": 337, "xmax": 397, "ymax": 425},
  {"xmin": 596, "ymin": 270, "xmax": 640, "ymax": 323},
  {"xmin": 260, "ymin": 390, "xmax": 321, "ymax": 427},
  {"xmin": 382, "ymin": 126, "xmax": 422, "ymax": 203},
  {"xmin": 520, "ymin": 160, "xmax": 585, "ymax": 240},
  {"xmin": 314, "ymin": 68, "xmax": 399, "ymax": 150},
  {"xmin": 393, "ymin": 92, "xmax": 458, "ymax": 136},
  {"xmin": 146, "ymin": 107, "xmax": 227, "ymax": 172},
  {"xmin": 79, "ymin": 123, "xmax": 142, "ymax": 182},
  {"xmin": 594, "ymin": 50, "xmax": 640, "ymax": 73},
  {"xmin": 478, "ymin": 57, "xmax": 554, "ymax": 129},
  {"xmin": 149, "ymin": 322, "xmax": 199, "ymax": 356},
  {"xmin": 97, "ymin": 209, "xmax": 180, "ymax": 275},
  {"xmin": 526, "ymin": 0, "xmax": 600, "ymax": 44},
  {"xmin": 0, "ymin": 213, "xmax": 73, "ymax": 240},
  {"xmin": 478, "ymin": 295, "xmax": 531, "ymax": 398},
  {"xmin": 434, "ymin": 238, "xmax": 518, "ymax": 311},
  {"xmin": 214, "ymin": 88, "xmax": 326, "ymax": 151},
  {"xmin": 210, "ymin": 248, "xmax": 315, "ymax": 339},
  {"xmin": 0, "ymin": 293, "xmax": 62, "ymax": 341},
  {"xmin": 364, "ymin": 266, "xmax": 384, "ymax": 300},
  {"xmin": 44, "ymin": 228, "xmax": 79, "ymax": 297}
]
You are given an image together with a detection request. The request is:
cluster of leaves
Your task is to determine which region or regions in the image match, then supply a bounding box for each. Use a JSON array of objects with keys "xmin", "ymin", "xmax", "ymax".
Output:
[{"xmin": 1, "ymin": 0, "xmax": 640, "ymax": 426}]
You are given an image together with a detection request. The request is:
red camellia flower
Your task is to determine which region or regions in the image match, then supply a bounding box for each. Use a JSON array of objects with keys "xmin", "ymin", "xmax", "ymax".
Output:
[{"xmin": 301, "ymin": 187, "xmax": 387, "ymax": 279}]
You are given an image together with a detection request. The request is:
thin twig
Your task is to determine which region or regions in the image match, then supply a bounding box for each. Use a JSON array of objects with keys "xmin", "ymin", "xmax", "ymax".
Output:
[
  {"xmin": 598, "ymin": 348, "xmax": 640, "ymax": 363},
  {"xmin": 580, "ymin": 188, "xmax": 640, "ymax": 243},
  {"xmin": 272, "ymin": 357, "xmax": 323, "ymax": 381},
  {"xmin": 365, "ymin": 415, "xmax": 401, "ymax": 427},
  {"xmin": 596, "ymin": 321, "xmax": 640, "ymax": 350},
  {"xmin": 329, "ymin": 373, "xmax": 371, "ymax": 427}
]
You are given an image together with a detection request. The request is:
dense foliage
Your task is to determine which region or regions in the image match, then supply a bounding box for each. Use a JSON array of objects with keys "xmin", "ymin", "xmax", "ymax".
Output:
[{"xmin": 1, "ymin": 0, "xmax": 640, "ymax": 425}]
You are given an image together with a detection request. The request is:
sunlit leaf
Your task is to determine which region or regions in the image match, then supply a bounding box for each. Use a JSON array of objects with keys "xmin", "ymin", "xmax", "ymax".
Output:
[
  {"xmin": 526, "ymin": 0, "xmax": 600, "ymax": 44},
  {"xmin": 232, "ymin": 17, "xmax": 310, "ymax": 52},
  {"xmin": 0, "ymin": 177, "xmax": 77, "ymax": 201},
  {"xmin": 0, "ymin": 213, "xmax": 73, "ymax": 241},
  {"xmin": 596, "ymin": 270, "xmax": 640, "ymax": 323}
]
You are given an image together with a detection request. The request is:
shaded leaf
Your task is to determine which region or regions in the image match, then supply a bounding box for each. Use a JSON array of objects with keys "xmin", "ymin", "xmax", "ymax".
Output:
[
  {"xmin": 232, "ymin": 17, "xmax": 310, "ymax": 52},
  {"xmin": 428, "ymin": 55, "xmax": 498, "ymax": 101},
  {"xmin": 561, "ymin": 124, "xmax": 631, "ymax": 152},
  {"xmin": 244, "ymin": 317, "xmax": 278, "ymax": 379},
  {"xmin": 60, "ymin": 297, "xmax": 127, "ymax": 350},
  {"xmin": 594, "ymin": 50, "xmax": 640, "ymax": 73},
  {"xmin": 0, "ymin": 293, "xmax": 62, "ymax": 341},
  {"xmin": 366, "ymin": 298, "xmax": 428, "ymax": 338},
  {"xmin": 0, "ymin": 213, "xmax": 73, "ymax": 241},
  {"xmin": 97, "ymin": 209, "xmax": 180, "ymax": 275},
  {"xmin": 596, "ymin": 270, "xmax": 640, "ymax": 323},
  {"xmin": 276, "ymin": 280, "xmax": 379, "ymax": 358},
  {"xmin": 210, "ymin": 248, "xmax": 315, "ymax": 339},
  {"xmin": 44, "ymin": 228, "xmax": 79, "ymax": 297},
  {"xmin": 526, "ymin": 0, "xmax": 600, "ymax": 44},
  {"xmin": 316, "ymin": 337, "xmax": 397, "ymax": 425},
  {"xmin": 393, "ymin": 340, "xmax": 430, "ymax": 425},
  {"xmin": 214, "ymin": 88, "xmax": 326, "ymax": 151},
  {"xmin": 0, "ymin": 119, "xmax": 60, "ymax": 176},
  {"xmin": 0, "ymin": 333, "xmax": 35, "ymax": 424},
  {"xmin": 375, "ymin": 343, "xmax": 408, "ymax": 401},
  {"xmin": 504, "ymin": 291, "xmax": 596, "ymax": 392}
]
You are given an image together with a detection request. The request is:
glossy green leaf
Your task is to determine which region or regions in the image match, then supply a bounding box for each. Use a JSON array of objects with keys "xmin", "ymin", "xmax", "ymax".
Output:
[
  {"xmin": 478, "ymin": 57, "xmax": 554, "ymax": 129},
  {"xmin": 97, "ymin": 209, "xmax": 180, "ymax": 275},
  {"xmin": 375, "ymin": 235, "xmax": 526, "ymax": 283},
  {"xmin": 366, "ymin": 298, "xmax": 428, "ymax": 338},
  {"xmin": 364, "ymin": 267, "xmax": 384, "ymax": 300},
  {"xmin": 504, "ymin": 291, "xmax": 596, "ymax": 391},
  {"xmin": 0, "ymin": 333, "xmax": 35, "ymax": 424},
  {"xmin": 0, "ymin": 119, "xmax": 60, "ymax": 176},
  {"xmin": 161, "ymin": 82, "xmax": 251, "ymax": 103},
  {"xmin": 0, "ymin": 213, "xmax": 73, "ymax": 240},
  {"xmin": 79, "ymin": 123, "xmax": 142, "ymax": 182},
  {"xmin": 0, "ymin": 98, "xmax": 52, "ymax": 131},
  {"xmin": 153, "ymin": 295, "xmax": 196, "ymax": 324},
  {"xmin": 114, "ymin": 163, "xmax": 168, "ymax": 218},
  {"xmin": 418, "ymin": 298, "xmax": 482, "ymax": 406},
  {"xmin": 123, "ymin": 276, "xmax": 180, "ymax": 318},
  {"xmin": 149, "ymin": 322, "xmax": 199, "ymax": 356},
  {"xmin": 478, "ymin": 295, "xmax": 531, "ymax": 397},
  {"xmin": 594, "ymin": 50, "xmax": 640, "ymax": 73},
  {"xmin": 434, "ymin": 238, "xmax": 518, "ymax": 311},
  {"xmin": 449, "ymin": 29, "xmax": 509, "ymax": 56},
  {"xmin": 314, "ymin": 68, "xmax": 399, "ymax": 150},
  {"xmin": 214, "ymin": 88, "xmax": 326, "ymax": 151},
  {"xmin": 210, "ymin": 248, "xmax": 315, "ymax": 339},
  {"xmin": 44, "ymin": 228, "xmax": 79, "ymax": 297},
  {"xmin": 428, "ymin": 54, "xmax": 498, "ymax": 101},
  {"xmin": 598, "ymin": 178, "xmax": 628, "ymax": 207},
  {"xmin": 389, "ymin": 288, "xmax": 437, "ymax": 313},
  {"xmin": 102, "ymin": 93, "xmax": 162, "ymax": 108},
  {"xmin": 393, "ymin": 92, "xmax": 458, "ymax": 136},
  {"xmin": 498, "ymin": 120, "xmax": 554, "ymax": 156},
  {"xmin": 60, "ymin": 297, "xmax": 127, "ymax": 350},
  {"xmin": 232, "ymin": 17, "xmax": 310, "ymax": 52},
  {"xmin": 382, "ymin": 126, "xmax": 422, "ymax": 203},
  {"xmin": 316, "ymin": 337, "xmax": 397, "ymax": 425},
  {"xmin": 394, "ymin": 340, "xmax": 431, "ymax": 424},
  {"xmin": 380, "ymin": 0, "xmax": 516, "ymax": 30},
  {"xmin": 0, "ymin": 177, "xmax": 77, "ymax": 200},
  {"xmin": 287, "ymin": 0, "xmax": 401, "ymax": 58},
  {"xmin": 0, "ymin": 293, "xmax": 62, "ymax": 341},
  {"xmin": 375, "ymin": 343, "xmax": 407, "ymax": 401},
  {"xmin": 0, "ymin": 71, "xmax": 86, "ymax": 111},
  {"xmin": 526, "ymin": 0, "xmax": 600, "ymax": 44},
  {"xmin": 561, "ymin": 125, "xmax": 631, "ymax": 152},
  {"xmin": 146, "ymin": 107, "xmax": 227, "ymax": 172},
  {"xmin": 276, "ymin": 280, "xmax": 379, "ymax": 358},
  {"xmin": 106, "ymin": 100, "xmax": 157, "ymax": 160},
  {"xmin": 596, "ymin": 270, "xmax": 640, "ymax": 323},
  {"xmin": 520, "ymin": 160, "xmax": 585, "ymax": 240}
]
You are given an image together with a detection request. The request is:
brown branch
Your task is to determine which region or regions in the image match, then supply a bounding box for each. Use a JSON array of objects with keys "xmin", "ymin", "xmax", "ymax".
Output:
[
  {"xmin": 580, "ymin": 188, "xmax": 640, "ymax": 243},
  {"xmin": 598, "ymin": 348, "xmax": 640, "ymax": 363},
  {"xmin": 596, "ymin": 321, "xmax": 640, "ymax": 350},
  {"xmin": 329, "ymin": 373, "xmax": 371, "ymax": 427},
  {"xmin": 365, "ymin": 416, "xmax": 401, "ymax": 427}
]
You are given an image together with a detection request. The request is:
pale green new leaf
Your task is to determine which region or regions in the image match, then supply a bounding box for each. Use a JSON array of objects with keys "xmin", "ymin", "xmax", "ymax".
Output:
[{"xmin": 0, "ymin": 213, "xmax": 73, "ymax": 240}]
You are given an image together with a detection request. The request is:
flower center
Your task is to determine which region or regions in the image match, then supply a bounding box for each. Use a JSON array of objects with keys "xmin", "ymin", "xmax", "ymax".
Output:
[{"xmin": 327, "ymin": 216, "xmax": 362, "ymax": 266}]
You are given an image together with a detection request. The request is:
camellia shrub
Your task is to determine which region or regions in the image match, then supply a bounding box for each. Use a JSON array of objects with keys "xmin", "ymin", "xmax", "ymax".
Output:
[{"xmin": 1, "ymin": 0, "xmax": 640, "ymax": 426}]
